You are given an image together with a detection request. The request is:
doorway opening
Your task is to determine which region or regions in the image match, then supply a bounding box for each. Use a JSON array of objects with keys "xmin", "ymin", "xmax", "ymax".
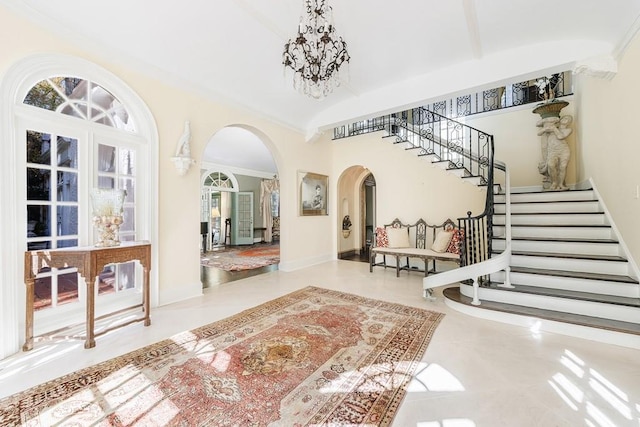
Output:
[
  {"xmin": 200, "ymin": 126, "xmax": 280, "ymax": 287},
  {"xmin": 337, "ymin": 166, "xmax": 376, "ymax": 263}
]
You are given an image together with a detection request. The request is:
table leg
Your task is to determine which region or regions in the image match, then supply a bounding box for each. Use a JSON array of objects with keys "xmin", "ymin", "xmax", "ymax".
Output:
[
  {"xmin": 23, "ymin": 279, "xmax": 35, "ymax": 351},
  {"xmin": 143, "ymin": 267, "xmax": 151, "ymax": 326},
  {"xmin": 85, "ymin": 275, "xmax": 96, "ymax": 349}
]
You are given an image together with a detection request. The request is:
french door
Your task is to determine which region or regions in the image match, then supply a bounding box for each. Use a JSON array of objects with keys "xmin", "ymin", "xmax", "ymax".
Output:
[{"xmin": 232, "ymin": 191, "xmax": 254, "ymax": 245}]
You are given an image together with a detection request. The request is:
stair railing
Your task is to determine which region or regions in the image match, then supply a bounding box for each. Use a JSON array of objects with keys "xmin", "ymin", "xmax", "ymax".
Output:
[
  {"xmin": 424, "ymin": 162, "xmax": 512, "ymax": 303},
  {"xmin": 385, "ymin": 109, "xmax": 498, "ymax": 272},
  {"xmin": 334, "ymin": 106, "xmax": 497, "ymax": 270}
]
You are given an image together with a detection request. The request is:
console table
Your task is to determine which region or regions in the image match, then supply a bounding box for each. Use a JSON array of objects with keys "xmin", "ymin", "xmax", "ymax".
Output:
[{"xmin": 23, "ymin": 241, "xmax": 151, "ymax": 351}]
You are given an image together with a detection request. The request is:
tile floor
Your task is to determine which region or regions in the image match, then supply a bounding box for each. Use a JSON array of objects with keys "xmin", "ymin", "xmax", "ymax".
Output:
[{"xmin": 1, "ymin": 260, "xmax": 639, "ymax": 426}]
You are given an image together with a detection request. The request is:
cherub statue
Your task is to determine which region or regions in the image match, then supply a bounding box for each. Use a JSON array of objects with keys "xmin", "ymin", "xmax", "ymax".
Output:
[{"xmin": 537, "ymin": 115, "xmax": 573, "ymax": 190}]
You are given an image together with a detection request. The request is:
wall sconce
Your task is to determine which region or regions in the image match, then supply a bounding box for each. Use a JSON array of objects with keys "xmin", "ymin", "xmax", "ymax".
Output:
[{"xmin": 171, "ymin": 121, "xmax": 196, "ymax": 175}]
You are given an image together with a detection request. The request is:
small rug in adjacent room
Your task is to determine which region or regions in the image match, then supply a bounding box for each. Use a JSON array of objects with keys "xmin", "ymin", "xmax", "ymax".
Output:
[
  {"xmin": 0, "ymin": 286, "xmax": 444, "ymax": 426},
  {"xmin": 201, "ymin": 243, "xmax": 280, "ymax": 271}
]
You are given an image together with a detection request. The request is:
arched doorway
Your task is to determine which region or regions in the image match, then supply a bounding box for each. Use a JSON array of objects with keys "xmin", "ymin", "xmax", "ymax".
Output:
[
  {"xmin": 337, "ymin": 166, "xmax": 376, "ymax": 262},
  {"xmin": 200, "ymin": 126, "xmax": 280, "ymax": 286}
]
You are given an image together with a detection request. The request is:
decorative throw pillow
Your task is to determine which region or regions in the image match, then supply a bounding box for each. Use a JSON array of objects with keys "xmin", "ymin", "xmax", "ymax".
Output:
[
  {"xmin": 446, "ymin": 228, "xmax": 465, "ymax": 255},
  {"xmin": 375, "ymin": 227, "xmax": 388, "ymax": 248},
  {"xmin": 431, "ymin": 230, "xmax": 453, "ymax": 253},
  {"xmin": 387, "ymin": 227, "xmax": 410, "ymax": 248}
]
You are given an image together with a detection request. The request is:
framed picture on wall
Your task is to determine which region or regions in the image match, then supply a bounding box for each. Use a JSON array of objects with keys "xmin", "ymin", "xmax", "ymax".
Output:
[{"xmin": 298, "ymin": 171, "xmax": 328, "ymax": 216}]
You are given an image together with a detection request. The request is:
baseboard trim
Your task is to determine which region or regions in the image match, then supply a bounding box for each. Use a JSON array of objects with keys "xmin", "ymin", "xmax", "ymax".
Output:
[{"xmin": 444, "ymin": 294, "xmax": 640, "ymax": 350}]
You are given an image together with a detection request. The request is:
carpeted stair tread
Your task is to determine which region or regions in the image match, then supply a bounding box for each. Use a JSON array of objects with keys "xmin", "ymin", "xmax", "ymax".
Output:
[
  {"xmin": 443, "ymin": 287, "xmax": 640, "ymax": 336},
  {"xmin": 486, "ymin": 282, "xmax": 640, "ymax": 307},
  {"xmin": 508, "ymin": 266, "xmax": 639, "ymax": 284}
]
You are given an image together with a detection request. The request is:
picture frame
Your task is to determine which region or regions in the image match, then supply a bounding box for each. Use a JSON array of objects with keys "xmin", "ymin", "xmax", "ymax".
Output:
[{"xmin": 298, "ymin": 171, "xmax": 328, "ymax": 216}]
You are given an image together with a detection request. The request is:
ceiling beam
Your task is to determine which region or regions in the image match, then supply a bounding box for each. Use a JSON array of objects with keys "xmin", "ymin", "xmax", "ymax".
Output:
[{"xmin": 462, "ymin": 0, "xmax": 483, "ymax": 59}]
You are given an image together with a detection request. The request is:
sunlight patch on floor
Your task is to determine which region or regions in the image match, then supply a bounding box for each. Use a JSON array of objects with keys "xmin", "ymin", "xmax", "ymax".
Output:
[
  {"xmin": 550, "ymin": 349, "xmax": 638, "ymax": 427},
  {"xmin": 407, "ymin": 362, "xmax": 465, "ymax": 393}
]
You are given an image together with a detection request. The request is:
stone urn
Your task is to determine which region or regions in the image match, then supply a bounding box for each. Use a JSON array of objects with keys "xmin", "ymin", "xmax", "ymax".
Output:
[{"xmin": 532, "ymin": 100, "xmax": 569, "ymax": 119}]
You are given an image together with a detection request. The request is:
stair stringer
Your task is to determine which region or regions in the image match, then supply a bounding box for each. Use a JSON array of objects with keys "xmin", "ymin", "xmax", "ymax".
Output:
[
  {"xmin": 588, "ymin": 178, "xmax": 640, "ymax": 281},
  {"xmin": 387, "ymin": 121, "xmax": 487, "ymax": 189}
]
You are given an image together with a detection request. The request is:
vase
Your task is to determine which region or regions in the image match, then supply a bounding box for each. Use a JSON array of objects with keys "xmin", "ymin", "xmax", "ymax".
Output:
[
  {"xmin": 532, "ymin": 100, "xmax": 569, "ymax": 119},
  {"xmin": 90, "ymin": 188, "xmax": 126, "ymax": 247}
]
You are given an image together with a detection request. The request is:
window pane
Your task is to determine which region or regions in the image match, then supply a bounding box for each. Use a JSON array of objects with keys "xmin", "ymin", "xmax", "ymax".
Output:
[
  {"xmin": 27, "ymin": 168, "xmax": 51, "ymax": 201},
  {"xmin": 23, "ymin": 80, "xmax": 64, "ymax": 111},
  {"xmin": 121, "ymin": 178, "xmax": 135, "ymax": 202},
  {"xmin": 27, "ymin": 205, "xmax": 50, "ymax": 237},
  {"xmin": 98, "ymin": 176, "xmax": 115, "ymax": 189},
  {"xmin": 59, "ymin": 102, "xmax": 87, "ymax": 120},
  {"xmin": 53, "ymin": 77, "xmax": 85, "ymax": 98},
  {"xmin": 58, "ymin": 206, "xmax": 78, "ymax": 236},
  {"xmin": 57, "ymin": 171, "xmax": 78, "ymax": 202},
  {"xmin": 58, "ymin": 239, "xmax": 78, "ymax": 248},
  {"xmin": 118, "ymin": 262, "xmax": 135, "ymax": 290},
  {"xmin": 98, "ymin": 144, "xmax": 116, "ymax": 173},
  {"xmin": 110, "ymin": 104, "xmax": 134, "ymax": 131},
  {"xmin": 34, "ymin": 276, "xmax": 52, "ymax": 310},
  {"xmin": 121, "ymin": 206, "xmax": 135, "ymax": 232},
  {"xmin": 98, "ymin": 266, "xmax": 115, "ymax": 295},
  {"xmin": 57, "ymin": 136, "xmax": 78, "ymax": 168},
  {"xmin": 120, "ymin": 149, "xmax": 135, "ymax": 176},
  {"xmin": 57, "ymin": 270, "xmax": 78, "ymax": 306},
  {"xmin": 26, "ymin": 131, "xmax": 51, "ymax": 165},
  {"xmin": 27, "ymin": 240, "xmax": 51, "ymax": 251},
  {"xmin": 90, "ymin": 83, "xmax": 116, "ymax": 110}
]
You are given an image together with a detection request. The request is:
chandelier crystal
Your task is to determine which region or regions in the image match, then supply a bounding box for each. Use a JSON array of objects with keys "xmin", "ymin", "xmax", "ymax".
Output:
[{"xmin": 283, "ymin": 0, "xmax": 350, "ymax": 99}]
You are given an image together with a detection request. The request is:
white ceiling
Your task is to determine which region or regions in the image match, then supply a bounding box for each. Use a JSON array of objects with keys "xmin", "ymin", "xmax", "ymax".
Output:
[{"xmin": 4, "ymin": 0, "xmax": 640, "ymax": 174}]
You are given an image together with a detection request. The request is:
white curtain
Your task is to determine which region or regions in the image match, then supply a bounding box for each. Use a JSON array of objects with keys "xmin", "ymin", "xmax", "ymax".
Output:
[{"xmin": 260, "ymin": 178, "xmax": 279, "ymax": 243}]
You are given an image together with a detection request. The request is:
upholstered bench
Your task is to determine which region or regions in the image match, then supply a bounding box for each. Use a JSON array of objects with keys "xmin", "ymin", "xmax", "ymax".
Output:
[{"xmin": 369, "ymin": 218, "xmax": 463, "ymax": 277}]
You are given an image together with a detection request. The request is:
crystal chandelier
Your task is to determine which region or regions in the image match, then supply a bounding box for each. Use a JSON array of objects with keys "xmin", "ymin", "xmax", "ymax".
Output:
[{"xmin": 283, "ymin": 0, "xmax": 350, "ymax": 99}]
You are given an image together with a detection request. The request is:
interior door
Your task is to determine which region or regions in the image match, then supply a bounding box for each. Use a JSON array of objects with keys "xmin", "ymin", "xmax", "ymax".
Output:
[{"xmin": 232, "ymin": 191, "xmax": 254, "ymax": 245}]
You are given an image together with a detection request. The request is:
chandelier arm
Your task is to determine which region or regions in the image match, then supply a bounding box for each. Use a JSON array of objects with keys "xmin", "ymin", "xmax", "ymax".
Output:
[{"xmin": 282, "ymin": 0, "xmax": 350, "ymax": 99}]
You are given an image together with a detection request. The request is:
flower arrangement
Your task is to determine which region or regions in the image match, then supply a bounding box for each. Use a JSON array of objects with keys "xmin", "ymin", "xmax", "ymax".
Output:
[
  {"xmin": 90, "ymin": 188, "xmax": 126, "ymax": 247},
  {"xmin": 534, "ymin": 75, "xmax": 559, "ymax": 102},
  {"xmin": 342, "ymin": 215, "xmax": 352, "ymax": 231}
]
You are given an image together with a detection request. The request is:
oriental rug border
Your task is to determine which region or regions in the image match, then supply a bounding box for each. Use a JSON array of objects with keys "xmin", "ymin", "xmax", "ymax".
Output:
[{"xmin": 0, "ymin": 286, "xmax": 444, "ymax": 426}]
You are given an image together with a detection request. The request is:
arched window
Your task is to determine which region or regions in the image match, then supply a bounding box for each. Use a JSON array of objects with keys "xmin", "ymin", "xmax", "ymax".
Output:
[
  {"xmin": 201, "ymin": 170, "xmax": 238, "ymax": 249},
  {"xmin": 0, "ymin": 55, "xmax": 158, "ymax": 356},
  {"xmin": 203, "ymin": 171, "xmax": 235, "ymax": 191}
]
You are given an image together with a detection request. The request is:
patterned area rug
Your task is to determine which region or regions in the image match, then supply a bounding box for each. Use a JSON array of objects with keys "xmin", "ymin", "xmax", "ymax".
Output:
[
  {"xmin": 0, "ymin": 286, "xmax": 444, "ymax": 426},
  {"xmin": 201, "ymin": 244, "xmax": 280, "ymax": 271}
]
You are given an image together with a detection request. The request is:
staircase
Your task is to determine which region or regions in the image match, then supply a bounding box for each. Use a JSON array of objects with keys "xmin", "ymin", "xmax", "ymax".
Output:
[
  {"xmin": 446, "ymin": 185, "xmax": 640, "ymax": 342},
  {"xmin": 333, "ymin": 105, "xmax": 640, "ymax": 345}
]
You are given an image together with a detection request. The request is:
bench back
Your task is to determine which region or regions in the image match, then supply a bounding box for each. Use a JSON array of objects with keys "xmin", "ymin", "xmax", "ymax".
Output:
[{"xmin": 373, "ymin": 217, "xmax": 458, "ymax": 250}]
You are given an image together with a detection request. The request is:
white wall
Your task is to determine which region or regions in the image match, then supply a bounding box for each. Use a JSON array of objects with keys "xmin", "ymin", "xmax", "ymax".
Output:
[
  {"xmin": 465, "ymin": 100, "xmax": 577, "ymax": 189},
  {"xmin": 574, "ymin": 33, "xmax": 640, "ymax": 269},
  {"xmin": 330, "ymin": 132, "xmax": 487, "ymax": 230}
]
